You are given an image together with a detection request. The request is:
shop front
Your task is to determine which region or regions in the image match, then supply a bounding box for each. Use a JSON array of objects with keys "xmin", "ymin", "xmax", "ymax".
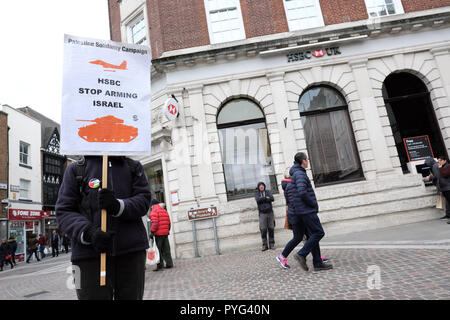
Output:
[{"xmin": 8, "ymin": 209, "xmax": 49, "ymax": 262}]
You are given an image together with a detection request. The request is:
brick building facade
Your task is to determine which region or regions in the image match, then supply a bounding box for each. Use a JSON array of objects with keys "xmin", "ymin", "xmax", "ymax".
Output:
[
  {"xmin": 0, "ymin": 111, "xmax": 8, "ymax": 219},
  {"xmin": 108, "ymin": 0, "xmax": 450, "ymax": 259}
]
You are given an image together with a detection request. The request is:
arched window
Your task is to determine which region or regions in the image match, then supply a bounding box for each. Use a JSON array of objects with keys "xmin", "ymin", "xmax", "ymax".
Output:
[
  {"xmin": 298, "ymin": 86, "xmax": 364, "ymax": 186},
  {"xmin": 217, "ymin": 99, "xmax": 277, "ymax": 200},
  {"xmin": 382, "ymin": 72, "xmax": 447, "ymax": 173}
]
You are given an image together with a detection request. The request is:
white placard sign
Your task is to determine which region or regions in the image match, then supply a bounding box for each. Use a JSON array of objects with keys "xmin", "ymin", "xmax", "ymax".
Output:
[{"xmin": 61, "ymin": 34, "xmax": 151, "ymax": 155}]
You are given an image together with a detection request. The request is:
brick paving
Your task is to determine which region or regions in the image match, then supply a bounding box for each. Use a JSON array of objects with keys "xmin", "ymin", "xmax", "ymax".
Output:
[{"xmin": 0, "ymin": 244, "xmax": 448, "ymax": 300}]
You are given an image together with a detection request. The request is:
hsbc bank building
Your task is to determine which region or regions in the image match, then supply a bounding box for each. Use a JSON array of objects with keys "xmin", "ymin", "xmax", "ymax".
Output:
[{"xmin": 109, "ymin": 0, "xmax": 450, "ymax": 259}]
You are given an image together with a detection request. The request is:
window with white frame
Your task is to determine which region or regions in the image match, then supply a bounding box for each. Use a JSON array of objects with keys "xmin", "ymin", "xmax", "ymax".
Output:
[
  {"xmin": 204, "ymin": 0, "xmax": 246, "ymax": 44},
  {"xmin": 19, "ymin": 179, "xmax": 30, "ymax": 200},
  {"xmin": 283, "ymin": 0, "xmax": 325, "ymax": 31},
  {"xmin": 127, "ymin": 13, "xmax": 148, "ymax": 45},
  {"xmin": 364, "ymin": 0, "xmax": 404, "ymax": 18},
  {"xmin": 19, "ymin": 141, "xmax": 29, "ymax": 166}
]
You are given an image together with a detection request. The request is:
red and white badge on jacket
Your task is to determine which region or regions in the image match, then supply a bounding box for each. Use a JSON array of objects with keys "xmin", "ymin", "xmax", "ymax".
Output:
[{"xmin": 89, "ymin": 178, "xmax": 101, "ymax": 189}]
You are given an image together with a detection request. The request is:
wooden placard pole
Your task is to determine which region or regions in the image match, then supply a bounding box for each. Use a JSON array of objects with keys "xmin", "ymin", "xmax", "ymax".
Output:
[{"xmin": 100, "ymin": 155, "xmax": 108, "ymax": 286}]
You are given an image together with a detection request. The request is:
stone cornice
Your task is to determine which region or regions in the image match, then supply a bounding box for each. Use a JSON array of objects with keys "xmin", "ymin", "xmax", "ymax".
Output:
[{"xmin": 151, "ymin": 7, "xmax": 450, "ymax": 74}]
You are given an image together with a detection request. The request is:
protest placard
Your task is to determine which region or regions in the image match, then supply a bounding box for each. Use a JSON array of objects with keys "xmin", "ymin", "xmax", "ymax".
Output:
[{"xmin": 61, "ymin": 34, "xmax": 151, "ymax": 155}]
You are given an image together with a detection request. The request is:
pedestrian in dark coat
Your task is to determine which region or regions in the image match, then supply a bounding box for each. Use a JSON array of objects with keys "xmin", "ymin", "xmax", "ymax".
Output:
[
  {"xmin": 62, "ymin": 234, "xmax": 70, "ymax": 254},
  {"xmin": 424, "ymin": 157, "xmax": 450, "ymax": 220},
  {"xmin": 149, "ymin": 200, "xmax": 173, "ymax": 271},
  {"xmin": 0, "ymin": 239, "xmax": 14, "ymax": 271},
  {"xmin": 51, "ymin": 230, "xmax": 60, "ymax": 257},
  {"xmin": 26, "ymin": 234, "xmax": 41, "ymax": 263},
  {"xmin": 56, "ymin": 156, "xmax": 151, "ymax": 300},
  {"xmin": 289, "ymin": 152, "xmax": 333, "ymax": 272},
  {"xmin": 254, "ymin": 181, "xmax": 275, "ymax": 251},
  {"xmin": 8, "ymin": 237, "xmax": 17, "ymax": 265}
]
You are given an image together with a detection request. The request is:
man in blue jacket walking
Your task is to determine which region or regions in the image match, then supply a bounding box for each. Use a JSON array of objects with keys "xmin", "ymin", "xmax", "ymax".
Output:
[
  {"xmin": 289, "ymin": 152, "xmax": 333, "ymax": 271},
  {"xmin": 56, "ymin": 156, "xmax": 151, "ymax": 299}
]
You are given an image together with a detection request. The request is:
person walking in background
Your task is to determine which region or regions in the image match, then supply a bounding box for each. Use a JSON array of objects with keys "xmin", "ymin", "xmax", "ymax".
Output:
[
  {"xmin": 424, "ymin": 156, "xmax": 450, "ymax": 221},
  {"xmin": 26, "ymin": 234, "xmax": 40, "ymax": 263},
  {"xmin": 149, "ymin": 200, "xmax": 173, "ymax": 271},
  {"xmin": 62, "ymin": 234, "xmax": 70, "ymax": 254},
  {"xmin": 38, "ymin": 234, "xmax": 47, "ymax": 259},
  {"xmin": 288, "ymin": 152, "xmax": 333, "ymax": 272},
  {"xmin": 254, "ymin": 182, "xmax": 275, "ymax": 251},
  {"xmin": 51, "ymin": 230, "xmax": 60, "ymax": 257},
  {"xmin": 8, "ymin": 237, "xmax": 17, "ymax": 266},
  {"xmin": 276, "ymin": 167, "xmax": 329, "ymax": 270},
  {"xmin": 0, "ymin": 239, "xmax": 14, "ymax": 271}
]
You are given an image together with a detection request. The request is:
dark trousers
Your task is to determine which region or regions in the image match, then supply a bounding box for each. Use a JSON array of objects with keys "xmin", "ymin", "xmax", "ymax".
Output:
[
  {"xmin": 26, "ymin": 249, "xmax": 40, "ymax": 262},
  {"xmin": 281, "ymin": 219, "xmax": 322, "ymax": 262},
  {"xmin": 52, "ymin": 245, "xmax": 59, "ymax": 257},
  {"xmin": 259, "ymin": 212, "xmax": 275, "ymax": 247},
  {"xmin": 0, "ymin": 258, "xmax": 13, "ymax": 270},
  {"xmin": 64, "ymin": 245, "xmax": 69, "ymax": 253},
  {"xmin": 298, "ymin": 213, "xmax": 325, "ymax": 267},
  {"xmin": 155, "ymin": 235, "xmax": 173, "ymax": 269},
  {"xmin": 72, "ymin": 250, "xmax": 146, "ymax": 300},
  {"xmin": 442, "ymin": 191, "xmax": 450, "ymax": 217}
]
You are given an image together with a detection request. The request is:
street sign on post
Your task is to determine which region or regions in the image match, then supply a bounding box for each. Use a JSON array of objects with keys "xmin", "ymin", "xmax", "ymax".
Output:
[{"xmin": 188, "ymin": 206, "xmax": 220, "ymax": 256}]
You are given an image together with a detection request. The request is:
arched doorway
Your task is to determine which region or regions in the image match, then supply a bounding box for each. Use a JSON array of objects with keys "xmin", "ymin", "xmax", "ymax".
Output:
[{"xmin": 382, "ymin": 72, "xmax": 447, "ymax": 173}]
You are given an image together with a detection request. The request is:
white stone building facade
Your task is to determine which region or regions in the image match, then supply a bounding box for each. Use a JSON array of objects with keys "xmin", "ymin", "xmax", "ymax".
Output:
[{"xmin": 113, "ymin": 3, "xmax": 450, "ymax": 259}]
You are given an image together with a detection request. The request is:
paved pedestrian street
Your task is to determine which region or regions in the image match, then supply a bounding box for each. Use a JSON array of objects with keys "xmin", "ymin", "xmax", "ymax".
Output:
[{"xmin": 0, "ymin": 240, "xmax": 448, "ymax": 300}]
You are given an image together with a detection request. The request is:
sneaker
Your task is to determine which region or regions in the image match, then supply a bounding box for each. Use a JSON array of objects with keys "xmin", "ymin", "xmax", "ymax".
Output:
[
  {"xmin": 321, "ymin": 255, "xmax": 329, "ymax": 263},
  {"xmin": 447, "ymin": 220, "xmax": 450, "ymax": 224},
  {"xmin": 276, "ymin": 254, "xmax": 290, "ymax": 269},
  {"xmin": 262, "ymin": 245, "xmax": 268, "ymax": 252},
  {"xmin": 314, "ymin": 261, "xmax": 333, "ymax": 271},
  {"xmin": 294, "ymin": 254, "xmax": 309, "ymax": 271},
  {"xmin": 440, "ymin": 216, "xmax": 449, "ymax": 220}
]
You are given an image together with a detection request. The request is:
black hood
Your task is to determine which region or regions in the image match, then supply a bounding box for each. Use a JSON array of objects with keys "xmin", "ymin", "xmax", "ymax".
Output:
[{"xmin": 257, "ymin": 182, "xmax": 266, "ymax": 190}]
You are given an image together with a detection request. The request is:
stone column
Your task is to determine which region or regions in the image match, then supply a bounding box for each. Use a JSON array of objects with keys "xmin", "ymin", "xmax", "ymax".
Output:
[
  {"xmin": 266, "ymin": 72, "xmax": 299, "ymax": 172},
  {"xmin": 430, "ymin": 45, "xmax": 450, "ymax": 150},
  {"xmin": 186, "ymin": 85, "xmax": 218, "ymax": 203},
  {"xmin": 349, "ymin": 58, "xmax": 394, "ymax": 178},
  {"xmin": 169, "ymin": 89, "xmax": 196, "ymax": 205}
]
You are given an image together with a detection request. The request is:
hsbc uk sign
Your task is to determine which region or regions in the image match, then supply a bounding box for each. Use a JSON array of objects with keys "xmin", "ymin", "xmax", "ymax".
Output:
[{"xmin": 287, "ymin": 47, "xmax": 341, "ymax": 63}]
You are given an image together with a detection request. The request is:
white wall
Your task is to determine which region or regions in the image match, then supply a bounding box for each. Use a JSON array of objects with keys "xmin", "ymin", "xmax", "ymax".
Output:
[{"xmin": 0, "ymin": 105, "xmax": 42, "ymax": 210}]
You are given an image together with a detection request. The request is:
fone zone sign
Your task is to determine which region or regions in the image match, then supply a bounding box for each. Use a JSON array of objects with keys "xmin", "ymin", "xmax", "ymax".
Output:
[
  {"xmin": 403, "ymin": 135, "xmax": 434, "ymax": 161},
  {"xmin": 188, "ymin": 207, "xmax": 218, "ymax": 221},
  {"xmin": 61, "ymin": 34, "xmax": 151, "ymax": 155}
]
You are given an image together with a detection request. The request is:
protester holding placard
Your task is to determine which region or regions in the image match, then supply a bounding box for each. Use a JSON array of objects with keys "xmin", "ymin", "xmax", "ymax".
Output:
[{"xmin": 56, "ymin": 156, "xmax": 152, "ymax": 300}]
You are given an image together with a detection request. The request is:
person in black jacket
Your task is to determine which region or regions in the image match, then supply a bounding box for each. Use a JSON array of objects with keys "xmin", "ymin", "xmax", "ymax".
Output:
[
  {"xmin": 254, "ymin": 182, "xmax": 275, "ymax": 251},
  {"xmin": 56, "ymin": 156, "xmax": 151, "ymax": 300},
  {"xmin": 289, "ymin": 152, "xmax": 332, "ymax": 272},
  {"xmin": 8, "ymin": 237, "xmax": 17, "ymax": 266},
  {"xmin": 424, "ymin": 157, "xmax": 450, "ymax": 220},
  {"xmin": 0, "ymin": 239, "xmax": 14, "ymax": 271}
]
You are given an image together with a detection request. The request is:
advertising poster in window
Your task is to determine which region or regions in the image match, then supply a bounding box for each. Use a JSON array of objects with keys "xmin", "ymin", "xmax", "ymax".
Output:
[{"xmin": 61, "ymin": 34, "xmax": 151, "ymax": 155}]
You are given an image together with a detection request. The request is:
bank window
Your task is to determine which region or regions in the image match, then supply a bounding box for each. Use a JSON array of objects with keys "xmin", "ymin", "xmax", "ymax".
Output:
[
  {"xmin": 283, "ymin": 0, "xmax": 325, "ymax": 31},
  {"xmin": 364, "ymin": 0, "xmax": 404, "ymax": 18},
  {"xmin": 299, "ymin": 86, "xmax": 364, "ymax": 187},
  {"xmin": 217, "ymin": 99, "xmax": 277, "ymax": 200},
  {"xmin": 20, "ymin": 179, "xmax": 30, "ymax": 200},
  {"xmin": 127, "ymin": 13, "xmax": 148, "ymax": 45},
  {"xmin": 204, "ymin": 0, "xmax": 246, "ymax": 44},
  {"xmin": 19, "ymin": 141, "xmax": 30, "ymax": 166}
]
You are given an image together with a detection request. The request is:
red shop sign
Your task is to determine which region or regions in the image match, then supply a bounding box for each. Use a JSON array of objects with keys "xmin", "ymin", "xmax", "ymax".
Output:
[{"xmin": 8, "ymin": 209, "xmax": 49, "ymax": 221}]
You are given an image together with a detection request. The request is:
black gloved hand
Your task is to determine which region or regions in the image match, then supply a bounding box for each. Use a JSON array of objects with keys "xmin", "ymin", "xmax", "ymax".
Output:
[
  {"xmin": 84, "ymin": 225, "xmax": 116, "ymax": 254},
  {"xmin": 98, "ymin": 188, "xmax": 120, "ymax": 216}
]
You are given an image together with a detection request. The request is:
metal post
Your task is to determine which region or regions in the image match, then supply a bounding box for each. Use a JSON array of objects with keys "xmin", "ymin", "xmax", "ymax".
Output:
[
  {"xmin": 212, "ymin": 217, "xmax": 220, "ymax": 255},
  {"xmin": 192, "ymin": 220, "xmax": 200, "ymax": 257}
]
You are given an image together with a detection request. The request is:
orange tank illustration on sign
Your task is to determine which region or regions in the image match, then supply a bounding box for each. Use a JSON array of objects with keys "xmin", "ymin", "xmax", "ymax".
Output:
[
  {"xmin": 89, "ymin": 60, "xmax": 127, "ymax": 72},
  {"xmin": 77, "ymin": 115, "xmax": 138, "ymax": 143}
]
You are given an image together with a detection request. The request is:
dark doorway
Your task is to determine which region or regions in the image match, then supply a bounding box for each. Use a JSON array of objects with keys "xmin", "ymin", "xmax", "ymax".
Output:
[{"xmin": 382, "ymin": 72, "xmax": 447, "ymax": 173}]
